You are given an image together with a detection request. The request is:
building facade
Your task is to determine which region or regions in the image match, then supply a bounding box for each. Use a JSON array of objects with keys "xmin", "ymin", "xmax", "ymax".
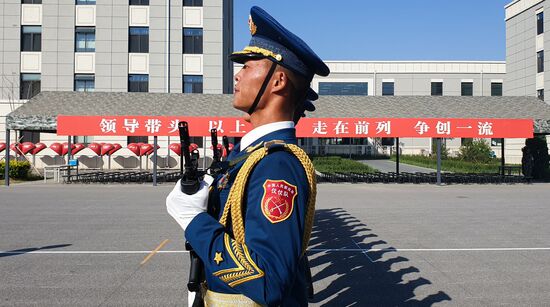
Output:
[
  {"xmin": 301, "ymin": 61, "xmax": 515, "ymax": 160},
  {"xmin": 505, "ymin": 0, "xmax": 547, "ymax": 100},
  {"xmin": 1, "ymin": 0, "xmax": 233, "ymax": 165},
  {"xmin": 0, "ymin": 1, "xmax": 546, "ymax": 169}
]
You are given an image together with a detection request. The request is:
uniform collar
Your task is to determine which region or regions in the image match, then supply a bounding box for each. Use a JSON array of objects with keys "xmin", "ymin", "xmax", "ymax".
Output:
[{"xmin": 240, "ymin": 121, "xmax": 294, "ymax": 150}]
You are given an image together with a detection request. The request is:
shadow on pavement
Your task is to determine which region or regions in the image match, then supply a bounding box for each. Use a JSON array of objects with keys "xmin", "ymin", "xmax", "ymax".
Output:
[
  {"xmin": 308, "ymin": 208, "xmax": 451, "ymax": 306},
  {"xmin": 0, "ymin": 244, "xmax": 72, "ymax": 258}
]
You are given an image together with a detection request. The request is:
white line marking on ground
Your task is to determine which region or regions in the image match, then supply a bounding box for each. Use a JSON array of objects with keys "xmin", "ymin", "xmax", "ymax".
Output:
[
  {"xmin": 349, "ymin": 238, "xmax": 375, "ymax": 262},
  {"xmin": 2, "ymin": 247, "xmax": 550, "ymax": 255}
]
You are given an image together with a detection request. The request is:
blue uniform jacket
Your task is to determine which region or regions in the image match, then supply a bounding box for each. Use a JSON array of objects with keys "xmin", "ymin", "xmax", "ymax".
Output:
[{"xmin": 186, "ymin": 128, "xmax": 310, "ymax": 306}]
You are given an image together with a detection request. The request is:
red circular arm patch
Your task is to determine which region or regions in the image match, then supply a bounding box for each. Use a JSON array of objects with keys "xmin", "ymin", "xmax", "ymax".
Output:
[{"xmin": 261, "ymin": 180, "xmax": 298, "ymax": 224}]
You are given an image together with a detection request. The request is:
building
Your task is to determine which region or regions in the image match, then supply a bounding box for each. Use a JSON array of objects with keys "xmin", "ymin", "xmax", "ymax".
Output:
[
  {"xmin": 1, "ymin": 1, "xmax": 547, "ymax": 169},
  {"xmin": 306, "ymin": 60, "xmax": 510, "ymax": 159},
  {"xmin": 1, "ymin": 0, "xmax": 233, "ymax": 161},
  {"xmin": 505, "ymin": 0, "xmax": 546, "ymax": 100}
]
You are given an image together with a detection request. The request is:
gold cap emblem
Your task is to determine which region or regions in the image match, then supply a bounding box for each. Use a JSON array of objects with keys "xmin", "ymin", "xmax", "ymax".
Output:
[{"xmin": 248, "ymin": 15, "xmax": 257, "ymax": 35}]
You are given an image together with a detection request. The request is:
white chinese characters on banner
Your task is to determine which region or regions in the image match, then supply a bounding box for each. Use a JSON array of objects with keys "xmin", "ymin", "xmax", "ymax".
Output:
[
  {"xmin": 168, "ymin": 119, "xmax": 180, "ymax": 133},
  {"xmin": 99, "ymin": 118, "xmax": 117, "ymax": 133},
  {"xmin": 145, "ymin": 119, "xmax": 162, "ymax": 133},
  {"xmin": 333, "ymin": 121, "xmax": 349, "ymax": 135},
  {"xmin": 312, "ymin": 121, "xmax": 328, "ymax": 135},
  {"xmin": 375, "ymin": 121, "xmax": 391, "ymax": 135},
  {"xmin": 436, "ymin": 121, "xmax": 451, "ymax": 135},
  {"xmin": 354, "ymin": 121, "xmax": 369, "ymax": 135},
  {"xmin": 478, "ymin": 121, "xmax": 494, "ymax": 136},
  {"xmin": 231, "ymin": 120, "xmax": 246, "ymax": 134},
  {"xmin": 209, "ymin": 120, "xmax": 224, "ymax": 133},
  {"xmin": 414, "ymin": 121, "xmax": 429, "ymax": 135},
  {"xmin": 123, "ymin": 118, "xmax": 139, "ymax": 133}
]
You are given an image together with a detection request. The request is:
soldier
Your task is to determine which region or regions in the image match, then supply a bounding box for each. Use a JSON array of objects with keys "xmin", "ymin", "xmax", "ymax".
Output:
[{"xmin": 167, "ymin": 6, "xmax": 329, "ymax": 306}]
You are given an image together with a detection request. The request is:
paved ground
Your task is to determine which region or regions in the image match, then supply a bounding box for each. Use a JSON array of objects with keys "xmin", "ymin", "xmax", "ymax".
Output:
[
  {"xmin": 360, "ymin": 159, "xmax": 436, "ymax": 173},
  {"xmin": 1, "ymin": 182, "xmax": 550, "ymax": 306}
]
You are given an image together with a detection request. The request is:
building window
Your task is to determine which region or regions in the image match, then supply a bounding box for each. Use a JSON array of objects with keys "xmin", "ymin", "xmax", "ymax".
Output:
[
  {"xmin": 22, "ymin": 0, "xmax": 42, "ymax": 4},
  {"xmin": 129, "ymin": 27, "xmax": 149, "ymax": 53},
  {"xmin": 129, "ymin": 0, "xmax": 149, "ymax": 5},
  {"xmin": 538, "ymin": 89, "xmax": 545, "ymax": 101},
  {"xmin": 431, "ymin": 82, "xmax": 443, "ymax": 96},
  {"xmin": 128, "ymin": 136, "xmax": 148, "ymax": 145},
  {"xmin": 190, "ymin": 137, "xmax": 204, "ymax": 147},
  {"xmin": 21, "ymin": 131, "xmax": 40, "ymax": 143},
  {"xmin": 183, "ymin": 75, "xmax": 203, "ymax": 93},
  {"xmin": 75, "ymin": 27, "xmax": 95, "ymax": 52},
  {"xmin": 461, "ymin": 82, "xmax": 473, "ymax": 96},
  {"xmin": 318, "ymin": 82, "xmax": 368, "ymax": 96},
  {"xmin": 491, "ymin": 83, "xmax": 503, "ymax": 96},
  {"xmin": 382, "ymin": 82, "xmax": 394, "ymax": 96},
  {"xmin": 74, "ymin": 136, "xmax": 93, "ymax": 145},
  {"xmin": 128, "ymin": 74, "xmax": 149, "ymax": 92},
  {"xmin": 183, "ymin": 0, "xmax": 202, "ymax": 6},
  {"xmin": 20, "ymin": 74, "xmax": 41, "ymax": 99},
  {"xmin": 461, "ymin": 138, "xmax": 473, "ymax": 146},
  {"xmin": 538, "ymin": 12, "xmax": 544, "ymax": 35},
  {"xmin": 76, "ymin": 0, "xmax": 96, "ymax": 4},
  {"xmin": 183, "ymin": 28, "xmax": 203, "ymax": 54},
  {"xmin": 21, "ymin": 26, "xmax": 41, "ymax": 52},
  {"xmin": 75, "ymin": 74, "xmax": 95, "ymax": 92},
  {"xmin": 538, "ymin": 51, "xmax": 544, "ymax": 73},
  {"xmin": 491, "ymin": 138, "xmax": 503, "ymax": 147}
]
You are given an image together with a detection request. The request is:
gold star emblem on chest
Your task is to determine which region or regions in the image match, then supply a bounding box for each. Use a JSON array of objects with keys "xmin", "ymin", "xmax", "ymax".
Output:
[{"xmin": 214, "ymin": 252, "xmax": 224, "ymax": 265}]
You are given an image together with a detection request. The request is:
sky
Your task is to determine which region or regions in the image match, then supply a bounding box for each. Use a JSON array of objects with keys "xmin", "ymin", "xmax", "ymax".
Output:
[{"xmin": 234, "ymin": 0, "xmax": 512, "ymax": 61}]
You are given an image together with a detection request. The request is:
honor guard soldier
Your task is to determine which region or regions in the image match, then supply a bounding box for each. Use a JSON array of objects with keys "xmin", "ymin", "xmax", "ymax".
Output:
[{"xmin": 167, "ymin": 6, "xmax": 329, "ymax": 306}]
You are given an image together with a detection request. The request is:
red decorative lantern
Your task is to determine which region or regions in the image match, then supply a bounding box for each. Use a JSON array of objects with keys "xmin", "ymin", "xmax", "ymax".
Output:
[
  {"xmin": 10, "ymin": 143, "xmax": 23, "ymax": 155},
  {"xmin": 169, "ymin": 143, "xmax": 181, "ymax": 156},
  {"xmin": 100, "ymin": 143, "xmax": 114, "ymax": 156},
  {"xmin": 189, "ymin": 143, "xmax": 199, "ymax": 152},
  {"xmin": 72, "ymin": 143, "xmax": 85, "ymax": 155},
  {"xmin": 145, "ymin": 145, "xmax": 160, "ymax": 156},
  {"xmin": 49, "ymin": 143, "xmax": 63, "ymax": 156},
  {"xmin": 31, "ymin": 143, "xmax": 47, "ymax": 155},
  {"xmin": 127, "ymin": 143, "xmax": 140, "ymax": 156},
  {"xmin": 61, "ymin": 142, "xmax": 75, "ymax": 156},
  {"xmin": 108, "ymin": 143, "xmax": 122, "ymax": 156},
  {"xmin": 139, "ymin": 144, "xmax": 154, "ymax": 157},
  {"xmin": 88, "ymin": 143, "xmax": 101, "ymax": 156},
  {"xmin": 0, "ymin": 142, "xmax": 6, "ymax": 153},
  {"xmin": 20, "ymin": 142, "xmax": 36, "ymax": 155}
]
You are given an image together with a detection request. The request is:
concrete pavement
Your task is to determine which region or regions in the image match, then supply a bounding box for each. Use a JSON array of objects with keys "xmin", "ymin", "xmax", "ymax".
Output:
[{"xmin": 1, "ymin": 183, "xmax": 550, "ymax": 306}]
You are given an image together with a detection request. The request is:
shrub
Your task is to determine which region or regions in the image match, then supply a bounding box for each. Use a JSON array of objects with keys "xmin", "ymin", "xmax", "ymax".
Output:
[
  {"xmin": 458, "ymin": 139, "xmax": 493, "ymax": 163},
  {"xmin": 0, "ymin": 160, "xmax": 31, "ymax": 179},
  {"xmin": 431, "ymin": 139, "xmax": 450, "ymax": 159},
  {"xmin": 311, "ymin": 156, "xmax": 377, "ymax": 173},
  {"xmin": 524, "ymin": 136, "xmax": 550, "ymax": 180}
]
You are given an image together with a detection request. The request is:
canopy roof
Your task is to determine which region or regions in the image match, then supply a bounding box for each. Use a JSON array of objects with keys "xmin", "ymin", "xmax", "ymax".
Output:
[{"xmin": 7, "ymin": 91, "xmax": 550, "ymax": 134}]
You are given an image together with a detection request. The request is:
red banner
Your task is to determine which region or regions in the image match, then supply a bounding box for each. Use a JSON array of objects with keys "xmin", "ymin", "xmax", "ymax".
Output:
[{"xmin": 57, "ymin": 116, "xmax": 533, "ymax": 138}]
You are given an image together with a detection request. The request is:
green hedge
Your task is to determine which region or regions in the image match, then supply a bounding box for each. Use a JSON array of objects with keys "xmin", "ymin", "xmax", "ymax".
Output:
[
  {"xmin": 0, "ymin": 160, "xmax": 31, "ymax": 179},
  {"xmin": 311, "ymin": 156, "xmax": 377, "ymax": 173},
  {"xmin": 389, "ymin": 154, "xmax": 508, "ymax": 173}
]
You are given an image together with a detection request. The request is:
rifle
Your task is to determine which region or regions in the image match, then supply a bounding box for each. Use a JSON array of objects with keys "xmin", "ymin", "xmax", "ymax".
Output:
[
  {"xmin": 178, "ymin": 121, "xmax": 204, "ymax": 306},
  {"xmin": 211, "ymin": 129, "xmax": 220, "ymax": 164}
]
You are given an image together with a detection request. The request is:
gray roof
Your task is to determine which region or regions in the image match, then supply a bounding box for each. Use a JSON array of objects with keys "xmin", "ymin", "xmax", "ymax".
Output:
[{"xmin": 7, "ymin": 91, "xmax": 550, "ymax": 134}]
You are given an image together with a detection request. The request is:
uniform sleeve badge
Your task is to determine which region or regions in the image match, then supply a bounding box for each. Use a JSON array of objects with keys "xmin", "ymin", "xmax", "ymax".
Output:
[{"xmin": 261, "ymin": 180, "xmax": 298, "ymax": 223}]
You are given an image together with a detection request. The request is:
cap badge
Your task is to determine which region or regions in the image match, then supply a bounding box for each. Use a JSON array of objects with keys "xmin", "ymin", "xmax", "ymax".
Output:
[{"xmin": 248, "ymin": 15, "xmax": 257, "ymax": 35}]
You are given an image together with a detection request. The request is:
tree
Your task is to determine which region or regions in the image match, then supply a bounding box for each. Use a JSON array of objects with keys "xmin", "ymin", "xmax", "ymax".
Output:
[
  {"xmin": 458, "ymin": 139, "xmax": 493, "ymax": 163},
  {"xmin": 525, "ymin": 136, "xmax": 550, "ymax": 180}
]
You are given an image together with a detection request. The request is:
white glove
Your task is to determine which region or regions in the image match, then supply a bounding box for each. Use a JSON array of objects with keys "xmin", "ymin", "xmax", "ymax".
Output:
[{"xmin": 166, "ymin": 175, "xmax": 214, "ymax": 231}]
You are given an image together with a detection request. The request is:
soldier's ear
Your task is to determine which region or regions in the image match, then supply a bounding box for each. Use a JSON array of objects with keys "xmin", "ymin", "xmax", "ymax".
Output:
[{"xmin": 271, "ymin": 70, "xmax": 291, "ymax": 94}]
